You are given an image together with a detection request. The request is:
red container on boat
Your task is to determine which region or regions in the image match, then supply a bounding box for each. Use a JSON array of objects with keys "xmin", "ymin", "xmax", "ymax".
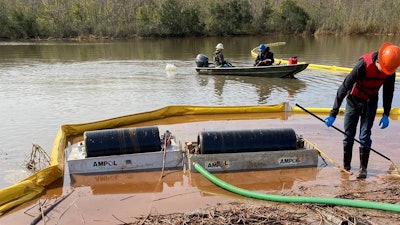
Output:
[{"xmin": 289, "ymin": 57, "xmax": 298, "ymax": 65}]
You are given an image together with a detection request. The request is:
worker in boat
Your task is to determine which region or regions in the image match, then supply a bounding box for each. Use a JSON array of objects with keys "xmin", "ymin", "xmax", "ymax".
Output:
[
  {"xmin": 213, "ymin": 43, "xmax": 232, "ymax": 67},
  {"xmin": 324, "ymin": 42, "xmax": 400, "ymax": 179},
  {"xmin": 254, "ymin": 44, "xmax": 274, "ymax": 66}
]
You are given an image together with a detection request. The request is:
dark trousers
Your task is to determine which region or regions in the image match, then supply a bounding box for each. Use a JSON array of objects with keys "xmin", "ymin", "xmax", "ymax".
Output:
[{"xmin": 343, "ymin": 95, "xmax": 377, "ymax": 149}]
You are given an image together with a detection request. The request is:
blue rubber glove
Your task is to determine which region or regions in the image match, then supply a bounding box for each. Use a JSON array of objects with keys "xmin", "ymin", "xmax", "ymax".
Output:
[
  {"xmin": 379, "ymin": 114, "xmax": 389, "ymax": 129},
  {"xmin": 325, "ymin": 116, "xmax": 335, "ymax": 127}
]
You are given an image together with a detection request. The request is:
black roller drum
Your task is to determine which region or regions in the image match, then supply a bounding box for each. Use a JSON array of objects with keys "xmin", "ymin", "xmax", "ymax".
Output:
[
  {"xmin": 198, "ymin": 128, "xmax": 297, "ymax": 154},
  {"xmin": 84, "ymin": 126, "xmax": 161, "ymax": 157}
]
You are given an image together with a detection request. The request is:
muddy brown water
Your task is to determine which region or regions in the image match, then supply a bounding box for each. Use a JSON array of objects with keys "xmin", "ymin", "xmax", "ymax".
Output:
[{"xmin": 1, "ymin": 113, "xmax": 399, "ymax": 224}]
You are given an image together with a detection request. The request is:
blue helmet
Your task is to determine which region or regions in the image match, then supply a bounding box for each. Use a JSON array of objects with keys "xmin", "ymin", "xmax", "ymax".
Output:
[{"xmin": 259, "ymin": 44, "xmax": 266, "ymax": 51}]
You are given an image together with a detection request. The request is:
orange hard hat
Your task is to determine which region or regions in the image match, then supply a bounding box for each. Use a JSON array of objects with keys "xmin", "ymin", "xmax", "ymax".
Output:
[{"xmin": 378, "ymin": 42, "xmax": 400, "ymax": 75}]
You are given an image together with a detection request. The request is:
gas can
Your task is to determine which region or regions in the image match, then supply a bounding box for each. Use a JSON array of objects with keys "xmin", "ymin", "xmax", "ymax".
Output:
[{"xmin": 289, "ymin": 57, "xmax": 298, "ymax": 65}]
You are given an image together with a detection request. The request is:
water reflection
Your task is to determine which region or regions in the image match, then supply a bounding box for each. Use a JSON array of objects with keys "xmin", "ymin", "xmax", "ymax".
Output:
[
  {"xmin": 69, "ymin": 170, "xmax": 183, "ymax": 194},
  {"xmin": 67, "ymin": 167, "xmax": 318, "ymax": 196},
  {"xmin": 188, "ymin": 168, "xmax": 318, "ymax": 196},
  {"xmin": 196, "ymin": 75, "xmax": 307, "ymax": 104}
]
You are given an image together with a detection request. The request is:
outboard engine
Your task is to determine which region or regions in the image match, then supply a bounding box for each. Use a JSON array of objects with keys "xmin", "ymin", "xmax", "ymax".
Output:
[{"xmin": 195, "ymin": 54, "xmax": 209, "ymax": 67}]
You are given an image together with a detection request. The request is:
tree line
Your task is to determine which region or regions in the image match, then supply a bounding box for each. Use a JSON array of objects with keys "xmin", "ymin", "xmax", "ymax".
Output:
[{"xmin": 0, "ymin": 0, "xmax": 398, "ymax": 40}]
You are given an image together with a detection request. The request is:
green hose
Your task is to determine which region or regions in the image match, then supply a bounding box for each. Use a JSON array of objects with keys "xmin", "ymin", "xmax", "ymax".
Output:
[{"xmin": 194, "ymin": 163, "xmax": 400, "ymax": 213}]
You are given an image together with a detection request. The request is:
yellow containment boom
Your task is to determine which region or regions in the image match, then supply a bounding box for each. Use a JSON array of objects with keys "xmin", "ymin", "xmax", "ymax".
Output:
[{"xmin": 250, "ymin": 46, "xmax": 400, "ymax": 76}]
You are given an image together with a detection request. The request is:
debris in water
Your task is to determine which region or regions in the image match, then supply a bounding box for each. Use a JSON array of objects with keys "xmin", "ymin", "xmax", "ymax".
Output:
[
  {"xmin": 24, "ymin": 144, "xmax": 50, "ymax": 173},
  {"xmin": 388, "ymin": 163, "xmax": 400, "ymax": 176},
  {"xmin": 165, "ymin": 63, "xmax": 177, "ymax": 71}
]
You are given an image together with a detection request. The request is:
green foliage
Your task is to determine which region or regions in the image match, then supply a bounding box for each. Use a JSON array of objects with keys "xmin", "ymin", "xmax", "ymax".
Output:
[
  {"xmin": 180, "ymin": 5, "xmax": 205, "ymax": 36},
  {"xmin": 0, "ymin": 0, "xmax": 398, "ymax": 39},
  {"xmin": 9, "ymin": 8, "xmax": 39, "ymax": 39},
  {"xmin": 0, "ymin": 2, "xmax": 11, "ymax": 38},
  {"xmin": 135, "ymin": 0, "xmax": 203, "ymax": 37},
  {"xmin": 278, "ymin": 0, "xmax": 310, "ymax": 34},
  {"xmin": 207, "ymin": 0, "xmax": 253, "ymax": 35},
  {"xmin": 207, "ymin": 2, "xmax": 226, "ymax": 35},
  {"xmin": 135, "ymin": 2, "xmax": 157, "ymax": 37},
  {"xmin": 252, "ymin": 2, "xmax": 274, "ymax": 32},
  {"xmin": 156, "ymin": 0, "xmax": 185, "ymax": 36}
]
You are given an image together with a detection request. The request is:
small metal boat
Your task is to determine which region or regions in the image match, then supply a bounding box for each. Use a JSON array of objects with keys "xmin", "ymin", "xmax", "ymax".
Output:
[{"xmin": 195, "ymin": 54, "xmax": 309, "ymax": 78}]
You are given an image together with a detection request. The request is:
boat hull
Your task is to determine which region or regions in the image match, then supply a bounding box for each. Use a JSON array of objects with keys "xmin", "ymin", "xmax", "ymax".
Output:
[{"xmin": 195, "ymin": 63, "xmax": 309, "ymax": 78}]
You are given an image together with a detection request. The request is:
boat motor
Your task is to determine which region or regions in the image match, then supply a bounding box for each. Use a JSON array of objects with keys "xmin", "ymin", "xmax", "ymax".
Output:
[{"xmin": 196, "ymin": 54, "xmax": 209, "ymax": 67}]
